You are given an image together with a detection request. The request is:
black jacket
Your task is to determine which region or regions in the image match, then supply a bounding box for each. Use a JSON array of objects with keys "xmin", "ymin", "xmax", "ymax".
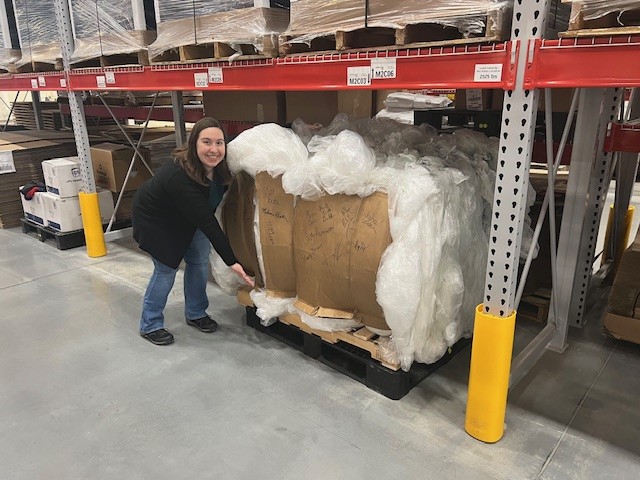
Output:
[{"xmin": 132, "ymin": 161, "xmax": 237, "ymax": 269}]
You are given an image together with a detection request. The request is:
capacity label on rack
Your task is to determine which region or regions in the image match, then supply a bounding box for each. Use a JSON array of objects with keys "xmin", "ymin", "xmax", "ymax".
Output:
[
  {"xmin": 38, "ymin": 76, "xmax": 46, "ymax": 87},
  {"xmin": 474, "ymin": 64, "xmax": 503, "ymax": 82},
  {"xmin": 347, "ymin": 66, "xmax": 371, "ymax": 86},
  {"xmin": 60, "ymin": 78, "xmax": 67, "ymax": 88},
  {"xmin": 194, "ymin": 72, "xmax": 208, "ymax": 88},
  {"xmin": 96, "ymin": 76, "xmax": 107, "ymax": 88},
  {"xmin": 30, "ymin": 79, "xmax": 38, "ymax": 89},
  {"xmin": 371, "ymin": 58, "xmax": 396, "ymax": 79},
  {"xmin": 105, "ymin": 72, "xmax": 116, "ymax": 84},
  {"xmin": 0, "ymin": 151, "xmax": 16, "ymax": 175},
  {"xmin": 208, "ymin": 67, "xmax": 223, "ymax": 84}
]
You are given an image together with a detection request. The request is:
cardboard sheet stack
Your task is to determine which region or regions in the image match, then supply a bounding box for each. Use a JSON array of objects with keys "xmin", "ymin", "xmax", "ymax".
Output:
[
  {"xmin": 211, "ymin": 115, "xmax": 538, "ymax": 370},
  {"xmin": 149, "ymin": 0, "xmax": 290, "ymax": 61},
  {"xmin": 0, "ymin": 131, "xmax": 78, "ymax": 228},
  {"xmin": 11, "ymin": 0, "xmax": 61, "ymax": 68},
  {"xmin": 68, "ymin": 0, "xmax": 156, "ymax": 65}
]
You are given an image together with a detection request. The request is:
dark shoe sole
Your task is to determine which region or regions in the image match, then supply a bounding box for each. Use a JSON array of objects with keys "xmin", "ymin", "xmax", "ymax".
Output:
[
  {"xmin": 186, "ymin": 319, "xmax": 218, "ymax": 333},
  {"xmin": 140, "ymin": 331, "xmax": 174, "ymax": 345}
]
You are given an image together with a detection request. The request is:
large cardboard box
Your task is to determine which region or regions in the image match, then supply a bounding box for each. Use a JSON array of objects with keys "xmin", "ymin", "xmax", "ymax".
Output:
[
  {"xmin": 203, "ymin": 91, "xmax": 286, "ymax": 124},
  {"xmin": 19, "ymin": 188, "xmax": 47, "ymax": 226},
  {"xmin": 42, "ymin": 189, "xmax": 115, "ymax": 232},
  {"xmin": 604, "ymin": 227, "xmax": 640, "ymax": 344},
  {"xmin": 286, "ymin": 90, "xmax": 374, "ymax": 125},
  {"xmin": 112, "ymin": 190, "xmax": 136, "ymax": 221},
  {"xmin": 222, "ymin": 172, "xmax": 263, "ymax": 287},
  {"xmin": 293, "ymin": 192, "xmax": 391, "ymax": 330},
  {"xmin": 90, "ymin": 143, "xmax": 152, "ymax": 192},
  {"xmin": 454, "ymin": 89, "xmax": 493, "ymax": 111},
  {"xmin": 255, "ymin": 172, "xmax": 296, "ymax": 298},
  {"xmin": 42, "ymin": 157, "xmax": 81, "ymax": 198}
]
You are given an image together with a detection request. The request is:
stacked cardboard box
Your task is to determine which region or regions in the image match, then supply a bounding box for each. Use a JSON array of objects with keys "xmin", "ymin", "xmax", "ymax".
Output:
[
  {"xmin": 0, "ymin": 131, "xmax": 78, "ymax": 228},
  {"xmin": 90, "ymin": 143, "xmax": 152, "ymax": 221},
  {"xmin": 604, "ymin": 227, "xmax": 640, "ymax": 344},
  {"xmin": 38, "ymin": 157, "xmax": 115, "ymax": 232}
]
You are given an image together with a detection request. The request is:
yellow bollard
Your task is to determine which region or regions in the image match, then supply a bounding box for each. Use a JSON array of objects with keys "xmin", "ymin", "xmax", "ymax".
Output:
[
  {"xmin": 602, "ymin": 205, "xmax": 635, "ymax": 277},
  {"xmin": 465, "ymin": 304, "xmax": 516, "ymax": 443},
  {"xmin": 79, "ymin": 192, "xmax": 107, "ymax": 258}
]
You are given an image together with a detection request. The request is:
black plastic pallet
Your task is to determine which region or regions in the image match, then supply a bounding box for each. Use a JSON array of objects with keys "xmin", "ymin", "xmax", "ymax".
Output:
[
  {"xmin": 20, "ymin": 218, "xmax": 132, "ymax": 250},
  {"xmin": 246, "ymin": 307, "xmax": 470, "ymax": 400}
]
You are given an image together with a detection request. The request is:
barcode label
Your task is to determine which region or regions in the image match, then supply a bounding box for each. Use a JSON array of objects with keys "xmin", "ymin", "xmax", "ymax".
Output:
[
  {"xmin": 208, "ymin": 67, "xmax": 223, "ymax": 84},
  {"xmin": 0, "ymin": 151, "xmax": 16, "ymax": 174},
  {"xmin": 194, "ymin": 73, "xmax": 208, "ymax": 88}
]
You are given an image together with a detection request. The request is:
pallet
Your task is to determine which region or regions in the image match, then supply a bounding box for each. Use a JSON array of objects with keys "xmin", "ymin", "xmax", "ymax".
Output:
[
  {"xmin": 245, "ymin": 307, "xmax": 469, "ymax": 400},
  {"xmin": 519, "ymin": 288, "xmax": 552, "ymax": 323},
  {"xmin": 7, "ymin": 60, "xmax": 63, "ymax": 74},
  {"xmin": 560, "ymin": 3, "xmax": 640, "ymax": 38},
  {"xmin": 20, "ymin": 218, "xmax": 132, "ymax": 250},
  {"xmin": 21, "ymin": 218, "xmax": 87, "ymax": 250},
  {"xmin": 71, "ymin": 50, "xmax": 150, "ymax": 69},
  {"xmin": 280, "ymin": 13, "xmax": 509, "ymax": 56},
  {"xmin": 151, "ymin": 35, "xmax": 279, "ymax": 64}
]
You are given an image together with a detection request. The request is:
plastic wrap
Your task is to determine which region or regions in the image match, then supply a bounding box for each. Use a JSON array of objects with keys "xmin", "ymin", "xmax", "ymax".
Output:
[
  {"xmin": 219, "ymin": 115, "xmax": 538, "ymax": 367},
  {"xmin": 283, "ymin": 0, "xmax": 512, "ymax": 46},
  {"xmin": 12, "ymin": 0, "xmax": 61, "ymax": 66},
  {"xmin": 149, "ymin": 5, "xmax": 289, "ymax": 60},
  {"xmin": 567, "ymin": 0, "xmax": 640, "ymax": 23},
  {"xmin": 69, "ymin": 0, "xmax": 156, "ymax": 64}
]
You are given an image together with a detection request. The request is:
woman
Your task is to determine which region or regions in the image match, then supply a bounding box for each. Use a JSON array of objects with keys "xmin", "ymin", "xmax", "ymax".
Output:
[{"xmin": 132, "ymin": 117, "xmax": 254, "ymax": 346}]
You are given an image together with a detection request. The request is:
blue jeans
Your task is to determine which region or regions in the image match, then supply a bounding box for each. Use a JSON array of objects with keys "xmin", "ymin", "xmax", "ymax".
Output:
[{"xmin": 140, "ymin": 229, "xmax": 212, "ymax": 334}]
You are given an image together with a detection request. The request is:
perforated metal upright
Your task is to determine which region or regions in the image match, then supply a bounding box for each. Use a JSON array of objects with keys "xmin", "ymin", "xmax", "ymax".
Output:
[
  {"xmin": 551, "ymin": 89, "xmax": 622, "ymax": 347},
  {"xmin": 465, "ymin": 0, "xmax": 551, "ymax": 443},
  {"xmin": 52, "ymin": 0, "xmax": 96, "ymax": 194}
]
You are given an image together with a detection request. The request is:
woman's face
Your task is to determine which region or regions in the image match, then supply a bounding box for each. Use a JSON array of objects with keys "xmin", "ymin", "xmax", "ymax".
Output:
[{"xmin": 196, "ymin": 127, "xmax": 225, "ymax": 172}]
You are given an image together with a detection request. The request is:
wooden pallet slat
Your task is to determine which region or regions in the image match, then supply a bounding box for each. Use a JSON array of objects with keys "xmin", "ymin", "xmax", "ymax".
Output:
[{"xmin": 560, "ymin": 2, "xmax": 640, "ymax": 38}]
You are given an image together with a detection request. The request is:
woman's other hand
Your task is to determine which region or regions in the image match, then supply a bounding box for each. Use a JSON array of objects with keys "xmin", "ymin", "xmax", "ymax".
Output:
[{"xmin": 230, "ymin": 263, "xmax": 255, "ymax": 288}]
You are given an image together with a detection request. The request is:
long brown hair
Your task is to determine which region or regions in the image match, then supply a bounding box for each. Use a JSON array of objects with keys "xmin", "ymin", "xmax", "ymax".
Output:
[{"xmin": 172, "ymin": 117, "xmax": 232, "ymax": 186}]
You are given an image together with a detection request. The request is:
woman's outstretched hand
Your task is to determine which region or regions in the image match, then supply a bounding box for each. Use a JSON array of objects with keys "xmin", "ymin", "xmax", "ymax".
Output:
[{"xmin": 230, "ymin": 263, "xmax": 255, "ymax": 288}]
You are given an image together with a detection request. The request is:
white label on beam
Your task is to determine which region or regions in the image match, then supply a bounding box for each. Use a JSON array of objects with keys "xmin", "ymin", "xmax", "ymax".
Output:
[
  {"xmin": 208, "ymin": 67, "xmax": 223, "ymax": 84},
  {"xmin": 474, "ymin": 64, "xmax": 503, "ymax": 82},
  {"xmin": 105, "ymin": 72, "xmax": 116, "ymax": 84},
  {"xmin": 0, "ymin": 151, "xmax": 16, "ymax": 174},
  {"xmin": 96, "ymin": 76, "xmax": 106, "ymax": 88},
  {"xmin": 371, "ymin": 58, "xmax": 396, "ymax": 80},
  {"xmin": 347, "ymin": 66, "xmax": 371, "ymax": 86},
  {"xmin": 194, "ymin": 72, "xmax": 209, "ymax": 88},
  {"xmin": 38, "ymin": 76, "xmax": 46, "ymax": 87},
  {"xmin": 30, "ymin": 79, "xmax": 38, "ymax": 89},
  {"xmin": 60, "ymin": 78, "xmax": 67, "ymax": 88}
]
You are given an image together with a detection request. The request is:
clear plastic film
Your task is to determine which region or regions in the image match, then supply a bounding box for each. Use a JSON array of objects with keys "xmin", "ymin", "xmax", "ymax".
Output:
[
  {"xmin": 149, "ymin": 4, "xmax": 289, "ymax": 60},
  {"xmin": 12, "ymin": 0, "xmax": 61, "ymax": 66},
  {"xmin": 566, "ymin": 0, "xmax": 640, "ymax": 24},
  {"xmin": 223, "ymin": 115, "xmax": 538, "ymax": 368},
  {"xmin": 69, "ymin": 0, "xmax": 156, "ymax": 64},
  {"xmin": 284, "ymin": 0, "xmax": 512, "ymax": 46}
]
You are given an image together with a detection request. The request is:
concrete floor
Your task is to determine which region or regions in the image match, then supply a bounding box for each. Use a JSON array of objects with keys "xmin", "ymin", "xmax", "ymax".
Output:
[{"xmin": 1, "ymin": 219, "xmax": 639, "ymax": 479}]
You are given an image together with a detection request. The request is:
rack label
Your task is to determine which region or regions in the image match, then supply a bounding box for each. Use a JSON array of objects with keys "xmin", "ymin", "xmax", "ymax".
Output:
[
  {"xmin": 474, "ymin": 64, "xmax": 503, "ymax": 82},
  {"xmin": 60, "ymin": 78, "xmax": 67, "ymax": 88},
  {"xmin": 371, "ymin": 58, "xmax": 396, "ymax": 80},
  {"xmin": 208, "ymin": 67, "xmax": 223, "ymax": 84},
  {"xmin": 38, "ymin": 76, "xmax": 46, "ymax": 87},
  {"xmin": 194, "ymin": 73, "xmax": 208, "ymax": 88},
  {"xmin": 0, "ymin": 151, "xmax": 16, "ymax": 175},
  {"xmin": 105, "ymin": 72, "xmax": 116, "ymax": 84},
  {"xmin": 30, "ymin": 79, "xmax": 38, "ymax": 89},
  {"xmin": 96, "ymin": 76, "xmax": 106, "ymax": 88},
  {"xmin": 347, "ymin": 66, "xmax": 371, "ymax": 87}
]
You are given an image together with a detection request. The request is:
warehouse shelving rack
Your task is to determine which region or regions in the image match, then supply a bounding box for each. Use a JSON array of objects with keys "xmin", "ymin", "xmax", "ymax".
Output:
[{"xmin": 1, "ymin": 0, "xmax": 638, "ymax": 443}]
